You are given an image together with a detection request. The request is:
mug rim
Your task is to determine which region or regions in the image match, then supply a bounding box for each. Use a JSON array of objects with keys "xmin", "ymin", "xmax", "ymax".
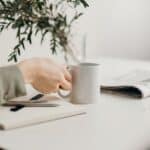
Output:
[
  {"xmin": 67, "ymin": 62, "xmax": 100, "ymax": 70},
  {"xmin": 79, "ymin": 62, "xmax": 100, "ymax": 66}
]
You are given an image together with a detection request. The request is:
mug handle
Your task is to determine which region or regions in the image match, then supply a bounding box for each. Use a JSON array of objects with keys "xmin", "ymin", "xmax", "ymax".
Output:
[{"xmin": 58, "ymin": 90, "xmax": 71, "ymax": 99}]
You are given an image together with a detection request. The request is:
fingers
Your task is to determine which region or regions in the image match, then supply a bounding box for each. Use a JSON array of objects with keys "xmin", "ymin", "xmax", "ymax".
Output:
[
  {"xmin": 59, "ymin": 77, "xmax": 72, "ymax": 91},
  {"xmin": 60, "ymin": 65, "xmax": 72, "ymax": 82},
  {"xmin": 64, "ymin": 69, "xmax": 72, "ymax": 82},
  {"xmin": 32, "ymin": 82, "xmax": 60, "ymax": 94}
]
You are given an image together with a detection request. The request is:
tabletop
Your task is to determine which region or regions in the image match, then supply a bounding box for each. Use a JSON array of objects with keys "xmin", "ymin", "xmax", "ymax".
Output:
[{"xmin": 1, "ymin": 57, "xmax": 150, "ymax": 150}]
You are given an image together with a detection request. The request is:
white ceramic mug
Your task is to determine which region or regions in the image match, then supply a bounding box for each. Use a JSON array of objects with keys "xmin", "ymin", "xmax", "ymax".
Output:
[{"xmin": 58, "ymin": 62, "xmax": 101, "ymax": 104}]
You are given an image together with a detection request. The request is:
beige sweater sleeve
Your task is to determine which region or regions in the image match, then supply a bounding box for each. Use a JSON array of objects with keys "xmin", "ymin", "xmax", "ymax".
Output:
[{"xmin": 0, "ymin": 65, "xmax": 26, "ymax": 105}]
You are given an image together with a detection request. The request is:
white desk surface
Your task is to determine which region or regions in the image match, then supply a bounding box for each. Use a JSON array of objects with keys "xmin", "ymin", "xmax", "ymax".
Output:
[{"xmin": 1, "ymin": 57, "xmax": 150, "ymax": 150}]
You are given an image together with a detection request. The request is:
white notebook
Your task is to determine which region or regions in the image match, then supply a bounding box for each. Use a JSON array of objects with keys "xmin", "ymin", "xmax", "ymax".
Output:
[{"xmin": 0, "ymin": 95, "xmax": 85, "ymax": 130}]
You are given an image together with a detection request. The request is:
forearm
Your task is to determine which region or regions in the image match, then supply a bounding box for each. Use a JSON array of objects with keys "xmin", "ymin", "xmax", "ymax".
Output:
[{"xmin": 0, "ymin": 65, "xmax": 26, "ymax": 105}]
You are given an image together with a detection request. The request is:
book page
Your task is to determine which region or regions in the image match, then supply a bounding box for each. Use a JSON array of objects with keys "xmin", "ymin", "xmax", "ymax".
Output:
[
  {"xmin": 102, "ymin": 70, "xmax": 150, "ymax": 86},
  {"xmin": 101, "ymin": 70, "xmax": 150, "ymax": 98}
]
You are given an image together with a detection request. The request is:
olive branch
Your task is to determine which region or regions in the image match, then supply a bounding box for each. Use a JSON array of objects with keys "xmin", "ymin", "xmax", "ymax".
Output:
[{"xmin": 0, "ymin": 0, "xmax": 88, "ymax": 62}]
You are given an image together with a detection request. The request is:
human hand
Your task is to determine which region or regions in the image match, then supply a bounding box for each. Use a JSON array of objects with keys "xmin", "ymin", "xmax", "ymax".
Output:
[{"xmin": 18, "ymin": 58, "xmax": 72, "ymax": 94}]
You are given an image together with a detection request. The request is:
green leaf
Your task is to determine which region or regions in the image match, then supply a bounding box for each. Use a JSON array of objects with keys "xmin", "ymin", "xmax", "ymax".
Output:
[
  {"xmin": 5, "ymin": 17, "xmax": 15, "ymax": 21},
  {"xmin": 27, "ymin": 28, "xmax": 33, "ymax": 44},
  {"xmin": 74, "ymin": 13, "xmax": 83, "ymax": 20},
  {"xmin": 77, "ymin": 0, "xmax": 89, "ymax": 7},
  {"xmin": 14, "ymin": 44, "xmax": 20, "ymax": 50},
  {"xmin": 35, "ymin": 28, "xmax": 40, "ymax": 35},
  {"xmin": 41, "ymin": 29, "xmax": 49, "ymax": 43},
  {"xmin": 19, "ymin": 38, "xmax": 25, "ymax": 49},
  {"xmin": 49, "ymin": 3, "xmax": 53, "ymax": 11},
  {"xmin": 0, "ymin": 0, "xmax": 6, "ymax": 7},
  {"xmin": 17, "ymin": 48, "xmax": 21, "ymax": 55},
  {"xmin": 13, "ymin": 55, "xmax": 17, "ymax": 62},
  {"xmin": 8, "ymin": 52, "xmax": 17, "ymax": 62},
  {"xmin": 0, "ymin": 25, "xmax": 4, "ymax": 32}
]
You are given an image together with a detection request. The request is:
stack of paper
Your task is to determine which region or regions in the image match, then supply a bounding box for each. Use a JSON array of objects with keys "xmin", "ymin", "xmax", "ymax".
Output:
[{"xmin": 0, "ymin": 95, "xmax": 85, "ymax": 130}]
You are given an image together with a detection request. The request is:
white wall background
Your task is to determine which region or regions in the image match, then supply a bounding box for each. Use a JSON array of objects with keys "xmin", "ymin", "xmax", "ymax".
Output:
[
  {"xmin": 0, "ymin": 0, "xmax": 150, "ymax": 65},
  {"xmin": 84, "ymin": 0, "xmax": 150, "ymax": 60}
]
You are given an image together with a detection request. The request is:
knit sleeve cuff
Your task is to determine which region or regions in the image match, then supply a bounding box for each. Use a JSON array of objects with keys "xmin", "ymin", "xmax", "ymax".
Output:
[{"xmin": 0, "ymin": 65, "xmax": 26, "ymax": 104}]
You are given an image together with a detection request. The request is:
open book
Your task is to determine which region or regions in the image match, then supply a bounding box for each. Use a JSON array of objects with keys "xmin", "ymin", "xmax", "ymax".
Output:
[
  {"xmin": 0, "ymin": 95, "xmax": 85, "ymax": 130},
  {"xmin": 101, "ymin": 70, "xmax": 150, "ymax": 98}
]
